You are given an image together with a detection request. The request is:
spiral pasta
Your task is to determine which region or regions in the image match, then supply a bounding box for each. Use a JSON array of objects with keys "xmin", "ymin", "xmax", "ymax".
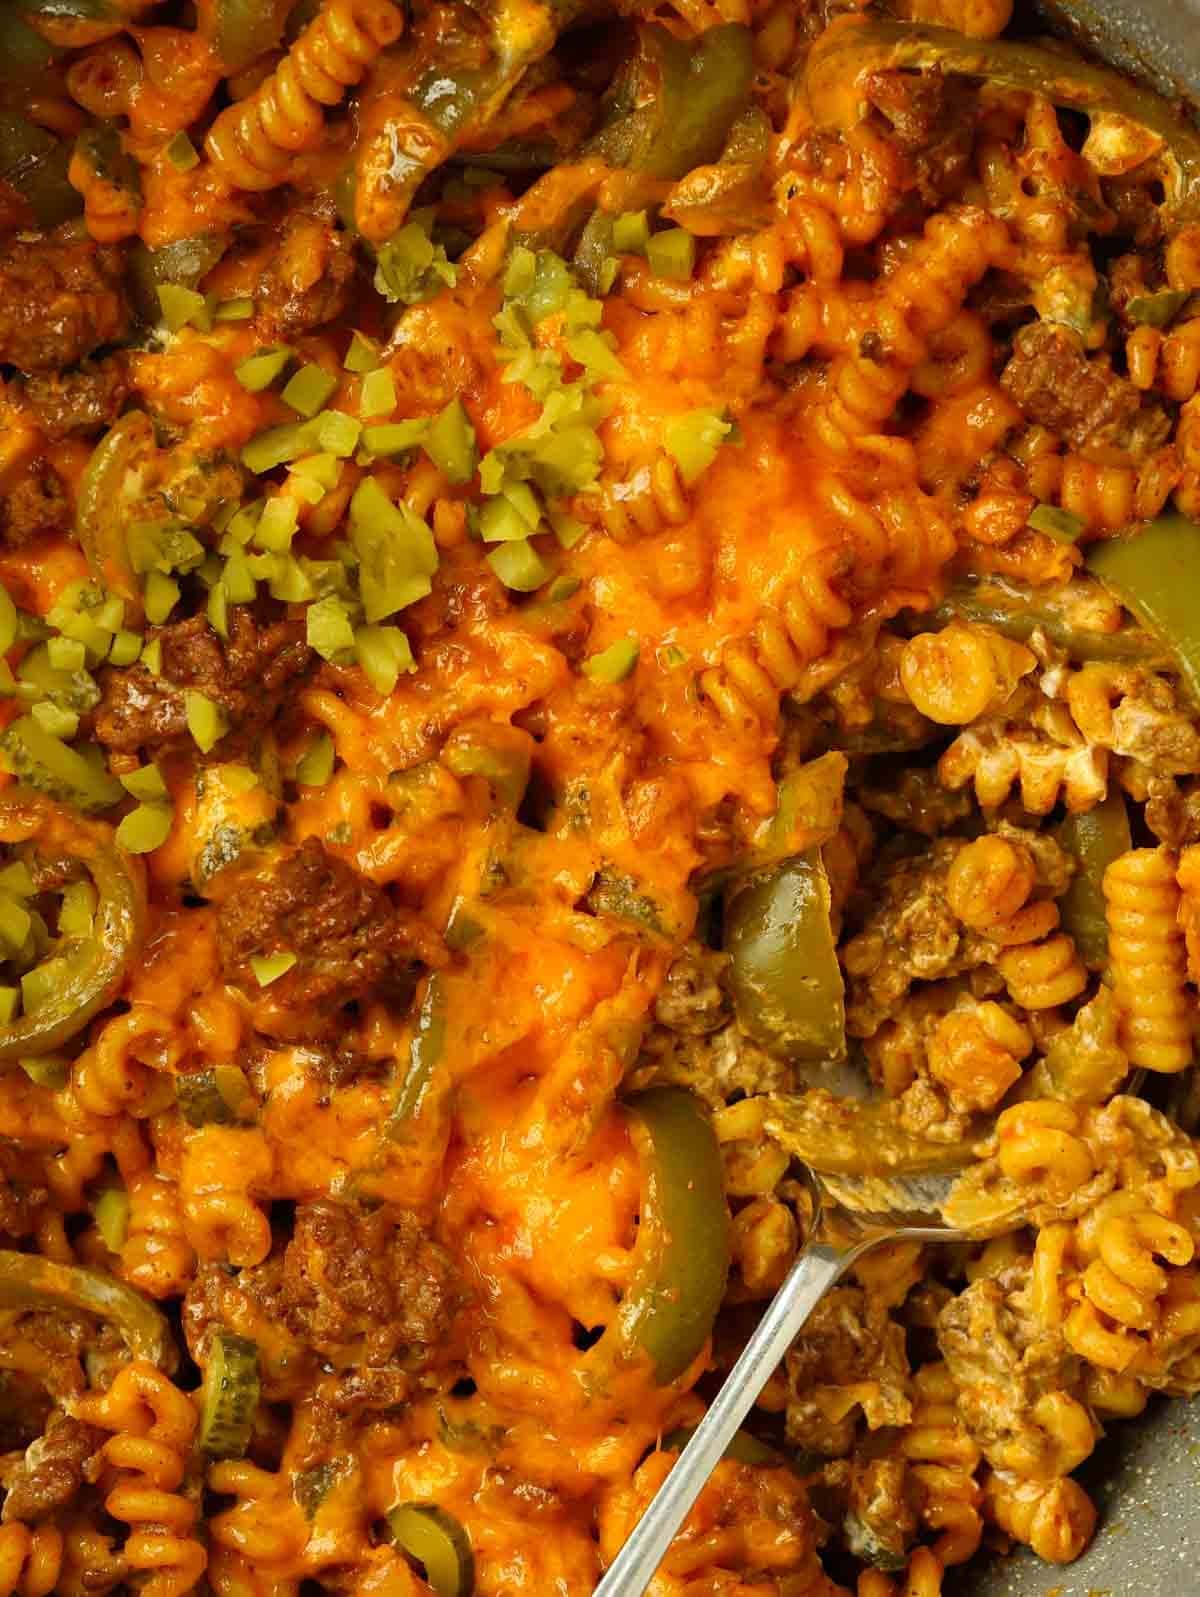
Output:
[
  {"xmin": 0, "ymin": 1525, "xmax": 64, "ymax": 1597},
  {"xmin": 205, "ymin": 0, "xmax": 405, "ymax": 192},
  {"xmin": 75, "ymin": 1362, "xmax": 206, "ymax": 1597},
  {"xmin": 1104, "ymin": 847, "xmax": 1193, "ymax": 1072}
]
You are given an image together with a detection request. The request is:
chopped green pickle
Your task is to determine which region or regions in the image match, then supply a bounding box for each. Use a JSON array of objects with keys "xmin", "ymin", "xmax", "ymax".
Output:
[
  {"xmin": 582, "ymin": 638, "xmax": 639, "ymax": 682},
  {"xmin": 281, "ymin": 362, "xmax": 339, "ymax": 419},
  {"xmin": 235, "ymin": 346, "xmax": 293, "ymax": 393},
  {"xmin": 93, "ymin": 1187, "xmax": 129, "ymax": 1252},
  {"xmin": 115, "ymin": 803, "xmax": 173, "ymax": 855},
  {"xmin": 485, "ymin": 539, "xmax": 550, "ymax": 592},
  {"xmin": 251, "ymin": 950, "xmax": 297, "ymax": 986},
  {"xmin": 295, "ymin": 732, "xmax": 335, "ymax": 787},
  {"xmin": 646, "ymin": 228, "xmax": 696, "ymax": 280},
  {"xmin": 1028, "ymin": 503, "xmax": 1086, "ymax": 543},
  {"xmin": 356, "ymin": 624, "xmax": 415, "ymax": 693},
  {"xmin": 199, "ymin": 1329, "xmax": 260, "ymax": 1458},
  {"xmin": 344, "ymin": 330, "xmax": 381, "ymax": 373},
  {"xmin": 185, "ymin": 691, "xmax": 229, "ymax": 755},
  {"xmin": 422, "ymin": 399, "xmax": 477, "ymax": 485}
]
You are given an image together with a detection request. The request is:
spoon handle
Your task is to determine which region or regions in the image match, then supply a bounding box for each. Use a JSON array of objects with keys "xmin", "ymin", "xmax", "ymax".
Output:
[{"xmin": 593, "ymin": 1239, "xmax": 864, "ymax": 1597}]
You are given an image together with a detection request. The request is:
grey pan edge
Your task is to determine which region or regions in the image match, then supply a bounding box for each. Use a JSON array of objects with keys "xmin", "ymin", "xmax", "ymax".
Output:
[{"xmin": 948, "ymin": 2, "xmax": 1200, "ymax": 1590}]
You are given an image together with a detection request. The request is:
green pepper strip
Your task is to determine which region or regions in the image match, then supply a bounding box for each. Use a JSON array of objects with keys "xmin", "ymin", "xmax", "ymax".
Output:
[
  {"xmin": 0, "ymin": 1249, "xmax": 175, "ymax": 1370},
  {"xmin": 0, "ymin": 115, "xmax": 81, "ymax": 230},
  {"xmin": 386, "ymin": 1503, "xmax": 475, "ymax": 1597},
  {"xmin": 928, "ymin": 577, "xmax": 1172, "ymax": 668},
  {"xmin": 597, "ymin": 1087, "xmax": 730, "ymax": 1387},
  {"xmin": 805, "ymin": 18, "xmax": 1200, "ymax": 226},
  {"xmin": 1057, "ymin": 789, "xmax": 1132, "ymax": 969},
  {"xmin": 389, "ymin": 971, "xmax": 447, "ymax": 1126},
  {"xmin": 586, "ymin": 23, "xmax": 754, "ymax": 182},
  {"xmin": 126, "ymin": 233, "xmax": 229, "ymax": 326},
  {"xmin": 196, "ymin": 0, "xmax": 295, "ymax": 70},
  {"xmin": 1086, "ymin": 513, "xmax": 1200, "ymax": 702},
  {"xmin": 76, "ymin": 412, "xmax": 155, "ymax": 623},
  {"xmin": 764, "ymin": 1092, "xmax": 979, "ymax": 1178},
  {"xmin": 0, "ymin": 798, "xmax": 145, "ymax": 1060},
  {"xmin": 355, "ymin": 0, "xmax": 587, "ymax": 243},
  {"xmin": 724, "ymin": 851, "xmax": 845, "ymax": 1062}
]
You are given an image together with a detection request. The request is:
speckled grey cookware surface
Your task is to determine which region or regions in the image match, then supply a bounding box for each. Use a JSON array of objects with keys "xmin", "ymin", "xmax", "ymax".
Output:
[{"xmin": 944, "ymin": 2, "xmax": 1200, "ymax": 1591}]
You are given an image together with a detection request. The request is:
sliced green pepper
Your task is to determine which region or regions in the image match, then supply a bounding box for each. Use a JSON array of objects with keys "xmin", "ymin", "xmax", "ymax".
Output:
[
  {"xmin": 928, "ymin": 577, "xmax": 1171, "ymax": 668},
  {"xmin": 1086, "ymin": 513, "xmax": 1200, "ymax": 702},
  {"xmin": 127, "ymin": 235, "xmax": 230, "ymax": 326},
  {"xmin": 390, "ymin": 972, "xmax": 447, "ymax": 1125},
  {"xmin": 196, "ymin": 0, "xmax": 295, "ymax": 70},
  {"xmin": 0, "ymin": 11, "xmax": 63, "ymax": 84},
  {"xmin": 586, "ymin": 23, "xmax": 754, "ymax": 181},
  {"xmin": 0, "ymin": 1249, "xmax": 175, "ymax": 1370},
  {"xmin": 0, "ymin": 798, "xmax": 144, "ymax": 1060},
  {"xmin": 76, "ymin": 413, "xmax": 158, "ymax": 623},
  {"xmin": 764, "ymin": 1092, "xmax": 978, "ymax": 1178},
  {"xmin": 0, "ymin": 115, "xmax": 80, "ymax": 230},
  {"xmin": 805, "ymin": 18, "xmax": 1200, "ymax": 227},
  {"xmin": 600, "ymin": 1087, "xmax": 730, "ymax": 1386},
  {"xmin": 386, "ymin": 1503, "xmax": 474, "ymax": 1597},
  {"xmin": 724, "ymin": 851, "xmax": 845, "ymax": 1062},
  {"xmin": 662, "ymin": 107, "xmax": 774, "ymax": 237},
  {"xmin": 199, "ymin": 1330, "xmax": 260, "ymax": 1457},
  {"xmin": 1057, "ymin": 789, "xmax": 1132, "ymax": 969},
  {"xmin": 71, "ymin": 124, "xmax": 141, "ymax": 215}
]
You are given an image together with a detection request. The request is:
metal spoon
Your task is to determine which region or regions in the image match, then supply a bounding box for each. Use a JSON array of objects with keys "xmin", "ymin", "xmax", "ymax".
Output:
[{"xmin": 593, "ymin": 1069, "xmax": 1003, "ymax": 1597}]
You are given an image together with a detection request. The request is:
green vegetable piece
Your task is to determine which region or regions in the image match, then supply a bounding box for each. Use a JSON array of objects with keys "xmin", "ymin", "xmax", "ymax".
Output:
[
  {"xmin": 22, "ymin": 956, "xmax": 73, "ymax": 1017},
  {"xmin": 200, "ymin": 1329, "xmax": 260, "ymax": 1458},
  {"xmin": 156, "ymin": 283, "xmax": 208, "ymax": 333},
  {"xmin": 0, "ymin": 114, "xmax": 80, "ymax": 231},
  {"xmin": 31, "ymin": 702, "xmax": 79, "ymax": 741},
  {"xmin": 0, "ymin": 894, "xmax": 32, "ymax": 955},
  {"xmin": 1028, "ymin": 503, "xmax": 1086, "ymax": 544},
  {"xmin": 548, "ymin": 509, "xmax": 585, "ymax": 550},
  {"xmin": 478, "ymin": 497, "xmax": 532, "ymax": 544},
  {"xmin": 566, "ymin": 329, "xmax": 625, "ymax": 380},
  {"xmin": 250, "ymin": 950, "xmax": 296, "ymax": 986},
  {"xmin": 214, "ymin": 296, "xmax": 254, "ymax": 322},
  {"xmin": 235, "ymin": 346, "xmax": 292, "ymax": 393},
  {"xmin": 0, "ymin": 719, "xmax": 123, "ymax": 812},
  {"xmin": 207, "ymin": 581, "xmax": 229, "ymax": 639},
  {"xmin": 588, "ymin": 24, "xmax": 754, "ymax": 181},
  {"xmin": 582, "ymin": 638, "xmax": 639, "ymax": 682},
  {"xmin": 296, "ymin": 732, "xmax": 335, "ymax": 787},
  {"xmin": 389, "ymin": 1494, "xmax": 472, "ymax": 1597},
  {"xmin": 601, "ymin": 1087, "xmax": 730, "ymax": 1384},
  {"xmin": 1127, "ymin": 289, "xmax": 1190, "ymax": 328},
  {"xmin": 0, "ymin": 1248, "xmax": 176, "ymax": 1370},
  {"xmin": 349, "ymin": 477, "xmax": 439, "ymax": 622},
  {"xmin": 613, "ymin": 211, "xmax": 651, "ymax": 253},
  {"xmin": 0, "ymin": 863, "xmax": 33, "ymax": 899},
  {"xmin": 724, "ymin": 851, "xmax": 845, "ymax": 1061},
  {"xmin": 241, "ymin": 422, "xmax": 315, "ymax": 475},
  {"xmin": 306, "ymin": 596, "xmax": 357, "ymax": 663},
  {"xmin": 390, "ymin": 972, "xmax": 446, "ymax": 1125},
  {"xmin": 0, "ymin": 585, "xmax": 17, "ymax": 656},
  {"xmin": 19, "ymin": 1054, "xmax": 67, "ymax": 1090},
  {"xmin": 311, "ymin": 409, "xmax": 361, "ymax": 457},
  {"xmin": 503, "ymin": 245, "xmax": 536, "ymax": 299},
  {"xmin": 362, "ymin": 420, "xmax": 430, "ymax": 458},
  {"xmin": 47, "ymin": 636, "xmax": 85, "ymax": 674},
  {"xmin": 647, "ymin": 228, "xmax": 695, "ymax": 281},
  {"xmin": 344, "ymin": 331, "xmax": 381, "ymax": 373},
  {"xmin": 185, "ymin": 691, "xmax": 229, "ymax": 755},
  {"xmin": 115, "ymin": 803, "xmax": 172, "ymax": 855},
  {"xmin": 222, "ymin": 551, "xmax": 257, "ymax": 604},
  {"xmin": 664, "ymin": 408, "xmax": 731, "ymax": 485},
  {"xmin": 93, "ymin": 1187, "xmax": 129, "ymax": 1252},
  {"xmin": 361, "ymin": 368, "xmax": 396, "ymax": 418},
  {"xmin": 281, "ymin": 362, "xmax": 339, "ymax": 419},
  {"xmin": 165, "ymin": 131, "xmax": 199, "ymax": 172},
  {"xmin": 485, "ymin": 540, "xmax": 550, "ymax": 592},
  {"xmin": 0, "ymin": 989, "xmax": 17, "ymax": 1025},
  {"xmin": 356, "ymin": 624, "xmax": 415, "ymax": 694},
  {"xmin": 423, "ymin": 399, "xmax": 477, "ymax": 485},
  {"xmin": 143, "ymin": 571, "xmax": 180, "ymax": 626},
  {"xmin": 546, "ymin": 575, "xmax": 581, "ymax": 602},
  {"xmin": 374, "ymin": 216, "xmax": 457, "ymax": 306},
  {"xmin": 386, "ymin": 1503, "xmax": 474, "ymax": 1597},
  {"xmin": 255, "ymin": 496, "xmax": 299, "ymax": 551},
  {"xmin": 1057, "ymin": 790, "xmax": 1133, "ymax": 969},
  {"xmin": 1086, "ymin": 513, "xmax": 1200, "ymax": 701},
  {"xmin": 142, "ymin": 639, "xmax": 163, "ymax": 676},
  {"xmin": 442, "ymin": 726, "xmax": 531, "ymax": 810},
  {"xmin": 58, "ymin": 879, "xmax": 96, "ymax": 940}
]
